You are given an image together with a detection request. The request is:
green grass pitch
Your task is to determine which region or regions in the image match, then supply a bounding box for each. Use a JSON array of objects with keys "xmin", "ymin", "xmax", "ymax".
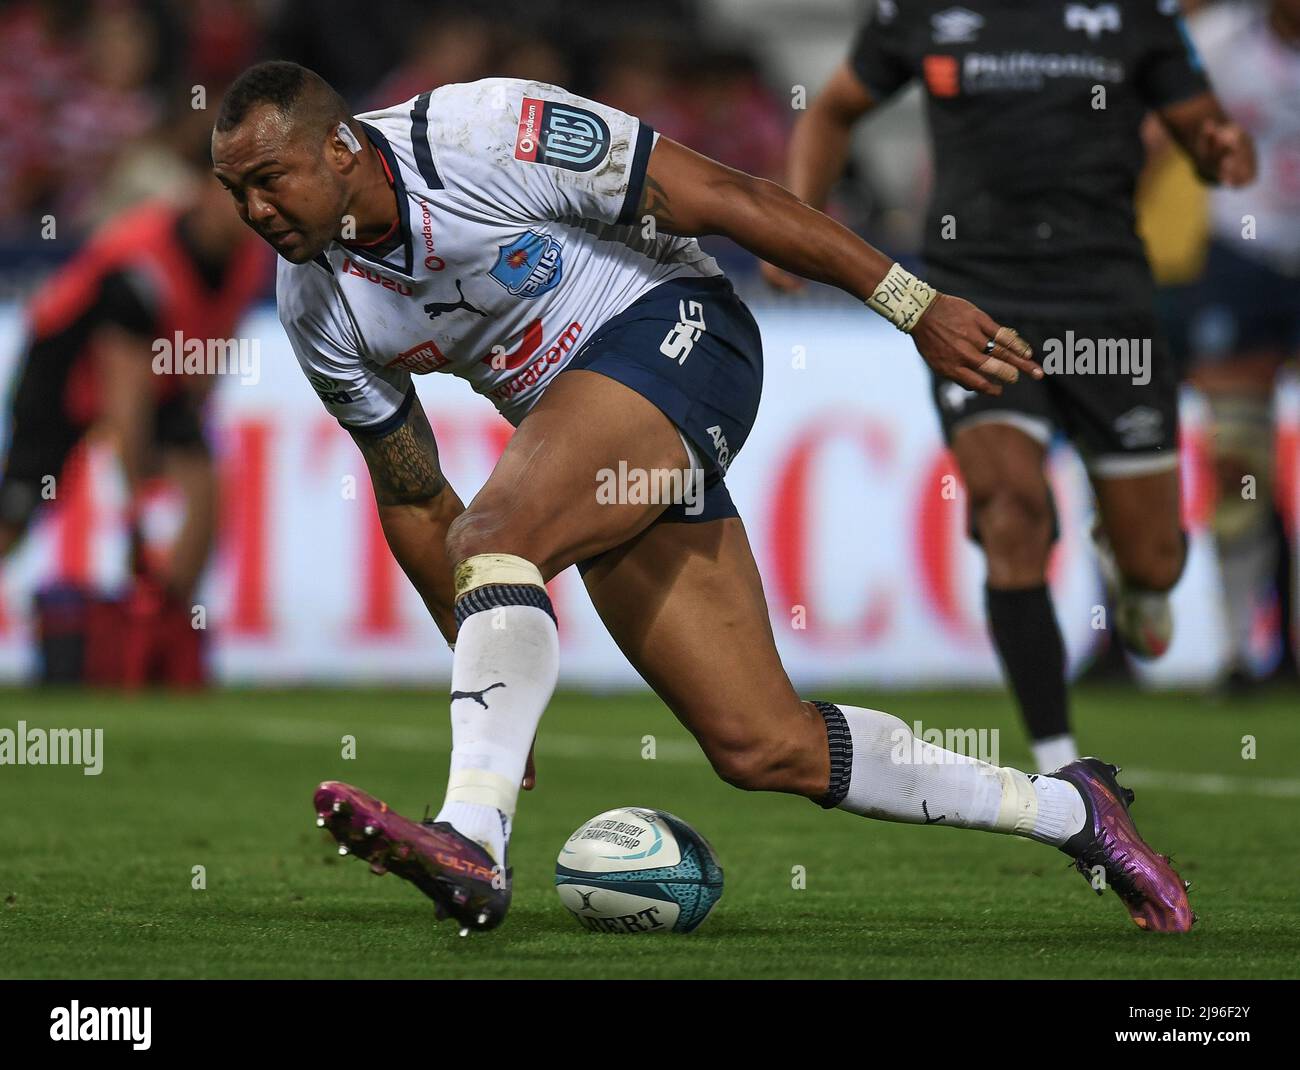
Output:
[{"xmin": 1, "ymin": 685, "xmax": 1297, "ymax": 978}]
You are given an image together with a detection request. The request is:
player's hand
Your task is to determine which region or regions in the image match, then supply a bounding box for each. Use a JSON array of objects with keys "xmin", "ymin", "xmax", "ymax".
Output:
[
  {"xmin": 909, "ymin": 294, "xmax": 1039, "ymax": 397},
  {"xmin": 759, "ymin": 259, "xmax": 806, "ymax": 293},
  {"xmin": 522, "ymin": 737, "xmax": 537, "ymax": 791},
  {"xmin": 1194, "ymin": 118, "xmax": 1256, "ymax": 188}
]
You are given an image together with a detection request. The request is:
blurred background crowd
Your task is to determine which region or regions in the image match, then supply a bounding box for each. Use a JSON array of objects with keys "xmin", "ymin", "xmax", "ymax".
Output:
[
  {"xmin": 0, "ymin": 0, "xmax": 1294, "ymax": 690},
  {"xmin": 0, "ymin": 0, "xmax": 1268, "ymax": 313},
  {"xmin": 0, "ymin": 0, "xmax": 795, "ymax": 290}
]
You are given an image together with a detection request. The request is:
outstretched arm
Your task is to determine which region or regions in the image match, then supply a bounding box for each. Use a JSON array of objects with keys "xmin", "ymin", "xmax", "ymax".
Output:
[{"xmin": 637, "ymin": 137, "xmax": 1040, "ymax": 397}]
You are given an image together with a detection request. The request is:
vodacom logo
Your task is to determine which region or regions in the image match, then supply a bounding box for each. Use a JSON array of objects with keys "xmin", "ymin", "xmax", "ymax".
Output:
[
  {"xmin": 482, "ymin": 318, "xmax": 585, "ymax": 402},
  {"xmin": 481, "ymin": 318, "xmax": 585, "ymax": 373},
  {"xmin": 482, "ymin": 318, "xmax": 546, "ymax": 371}
]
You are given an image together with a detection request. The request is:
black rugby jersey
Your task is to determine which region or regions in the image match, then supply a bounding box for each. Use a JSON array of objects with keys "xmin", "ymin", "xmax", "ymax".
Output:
[{"xmin": 850, "ymin": 0, "xmax": 1210, "ymax": 317}]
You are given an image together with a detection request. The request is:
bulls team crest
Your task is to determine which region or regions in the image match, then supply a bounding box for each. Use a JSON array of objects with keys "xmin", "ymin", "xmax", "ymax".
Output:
[
  {"xmin": 489, "ymin": 230, "xmax": 564, "ymax": 299},
  {"xmin": 515, "ymin": 96, "xmax": 611, "ymax": 172}
]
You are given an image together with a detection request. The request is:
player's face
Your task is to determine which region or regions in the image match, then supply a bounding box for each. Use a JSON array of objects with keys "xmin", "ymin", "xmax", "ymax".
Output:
[
  {"xmin": 211, "ymin": 106, "xmax": 349, "ymax": 263},
  {"xmin": 190, "ymin": 173, "xmax": 259, "ymax": 252}
]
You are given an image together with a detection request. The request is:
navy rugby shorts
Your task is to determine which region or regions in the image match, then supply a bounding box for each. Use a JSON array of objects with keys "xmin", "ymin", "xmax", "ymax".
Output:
[{"xmin": 564, "ymin": 274, "xmax": 763, "ymax": 526}]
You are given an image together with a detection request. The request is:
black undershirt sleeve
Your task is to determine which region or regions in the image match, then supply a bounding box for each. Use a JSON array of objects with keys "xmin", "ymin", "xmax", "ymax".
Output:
[
  {"xmin": 847, "ymin": 5, "xmax": 914, "ymax": 103},
  {"xmin": 94, "ymin": 268, "xmax": 161, "ymax": 343},
  {"xmin": 1135, "ymin": 0, "xmax": 1213, "ymax": 109}
]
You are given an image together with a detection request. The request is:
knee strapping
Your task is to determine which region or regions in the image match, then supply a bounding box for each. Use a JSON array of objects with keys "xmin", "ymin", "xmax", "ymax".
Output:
[
  {"xmin": 453, "ymin": 553, "xmax": 555, "ymax": 626},
  {"xmin": 1208, "ymin": 393, "xmax": 1275, "ymax": 545}
]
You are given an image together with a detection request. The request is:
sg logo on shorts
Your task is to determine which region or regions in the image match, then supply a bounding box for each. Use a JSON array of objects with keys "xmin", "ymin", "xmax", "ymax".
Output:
[
  {"xmin": 660, "ymin": 300, "xmax": 707, "ymax": 365},
  {"xmin": 515, "ymin": 97, "xmax": 611, "ymax": 172}
]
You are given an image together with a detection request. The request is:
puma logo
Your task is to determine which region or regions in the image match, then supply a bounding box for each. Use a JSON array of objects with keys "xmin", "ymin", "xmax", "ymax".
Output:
[
  {"xmin": 424, "ymin": 278, "xmax": 486, "ymax": 320},
  {"xmin": 922, "ymin": 800, "xmax": 946, "ymax": 825},
  {"xmin": 450, "ymin": 681, "xmax": 506, "ymax": 708}
]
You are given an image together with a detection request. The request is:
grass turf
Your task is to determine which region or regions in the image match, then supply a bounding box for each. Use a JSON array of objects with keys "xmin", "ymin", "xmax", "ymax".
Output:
[{"xmin": 0, "ymin": 685, "xmax": 1297, "ymax": 979}]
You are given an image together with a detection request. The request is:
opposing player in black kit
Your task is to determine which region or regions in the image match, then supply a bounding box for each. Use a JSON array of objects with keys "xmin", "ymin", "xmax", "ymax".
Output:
[{"xmin": 765, "ymin": 0, "xmax": 1256, "ymax": 769}]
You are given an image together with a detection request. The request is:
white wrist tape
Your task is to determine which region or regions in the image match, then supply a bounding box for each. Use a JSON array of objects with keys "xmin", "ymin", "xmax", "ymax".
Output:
[{"xmin": 866, "ymin": 262, "xmax": 937, "ymax": 333}]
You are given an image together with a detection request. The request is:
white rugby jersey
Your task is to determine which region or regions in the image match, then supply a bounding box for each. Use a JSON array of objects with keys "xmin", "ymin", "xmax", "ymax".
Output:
[
  {"xmin": 277, "ymin": 78, "xmax": 721, "ymax": 431},
  {"xmin": 1193, "ymin": 3, "xmax": 1300, "ymax": 273}
]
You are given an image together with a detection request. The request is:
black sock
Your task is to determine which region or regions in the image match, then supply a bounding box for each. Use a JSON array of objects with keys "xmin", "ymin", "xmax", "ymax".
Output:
[
  {"xmin": 810, "ymin": 701, "xmax": 851, "ymax": 809},
  {"xmin": 984, "ymin": 584, "xmax": 1070, "ymax": 742}
]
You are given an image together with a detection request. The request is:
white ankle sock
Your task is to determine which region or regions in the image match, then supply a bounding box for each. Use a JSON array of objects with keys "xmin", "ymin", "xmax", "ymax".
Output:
[
  {"xmin": 435, "ymin": 802, "xmax": 512, "ymax": 866},
  {"xmin": 830, "ymin": 704, "xmax": 1086, "ymax": 846}
]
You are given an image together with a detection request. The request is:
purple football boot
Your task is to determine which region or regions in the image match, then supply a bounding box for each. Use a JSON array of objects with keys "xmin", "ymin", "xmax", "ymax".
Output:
[
  {"xmin": 313, "ymin": 781, "xmax": 511, "ymax": 934},
  {"xmin": 1050, "ymin": 758, "xmax": 1195, "ymax": 933}
]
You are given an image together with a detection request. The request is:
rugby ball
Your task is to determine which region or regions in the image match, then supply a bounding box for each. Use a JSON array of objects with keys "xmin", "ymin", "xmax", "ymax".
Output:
[{"xmin": 555, "ymin": 807, "xmax": 723, "ymax": 933}]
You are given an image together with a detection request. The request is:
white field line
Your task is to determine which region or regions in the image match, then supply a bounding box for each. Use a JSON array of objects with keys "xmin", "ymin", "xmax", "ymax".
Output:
[
  {"xmin": 244, "ymin": 719, "xmax": 703, "ymax": 763},
  {"xmin": 1118, "ymin": 766, "xmax": 1300, "ymax": 799},
  {"xmin": 90, "ymin": 712, "xmax": 704, "ymax": 762},
  {"xmin": 54, "ymin": 711, "xmax": 1300, "ymax": 798}
]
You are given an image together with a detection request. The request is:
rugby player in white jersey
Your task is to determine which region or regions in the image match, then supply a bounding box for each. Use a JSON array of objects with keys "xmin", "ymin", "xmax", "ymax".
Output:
[
  {"xmin": 1188, "ymin": 0, "xmax": 1300, "ymax": 688},
  {"xmin": 212, "ymin": 61, "xmax": 1195, "ymax": 934}
]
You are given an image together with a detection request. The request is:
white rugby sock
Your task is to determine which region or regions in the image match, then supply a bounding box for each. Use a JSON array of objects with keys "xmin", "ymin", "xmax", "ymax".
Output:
[
  {"xmin": 818, "ymin": 703, "xmax": 1085, "ymax": 846},
  {"xmin": 434, "ymin": 554, "xmax": 559, "ymax": 865},
  {"xmin": 438, "ymin": 801, "xmax": 512, "ymax": 868}
]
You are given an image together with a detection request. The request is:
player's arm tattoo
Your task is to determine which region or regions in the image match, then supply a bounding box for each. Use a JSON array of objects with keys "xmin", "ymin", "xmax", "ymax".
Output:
[
  {"xmin": 349, "ymin": 400, "xmax": 446, "ymax": 506},
  {"xmin": 637, "ymin": 174, "xmax": 677, "ymax": 232}
]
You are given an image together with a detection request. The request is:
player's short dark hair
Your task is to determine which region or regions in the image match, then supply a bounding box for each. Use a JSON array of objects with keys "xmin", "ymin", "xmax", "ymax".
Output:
[{"xmin": 214, "ymin": 61, "xmax": 351, "ymax": 137}]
